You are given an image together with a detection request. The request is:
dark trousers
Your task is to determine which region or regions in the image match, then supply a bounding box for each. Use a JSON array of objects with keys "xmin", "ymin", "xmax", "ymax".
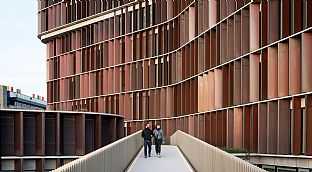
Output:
[
  {"xmin": 155, "ymin": 139, "xmax": 162, "ymax": 154},
  {"xmin": 144, "ymin": 139, "xmax": 152, "ymax": 157}
]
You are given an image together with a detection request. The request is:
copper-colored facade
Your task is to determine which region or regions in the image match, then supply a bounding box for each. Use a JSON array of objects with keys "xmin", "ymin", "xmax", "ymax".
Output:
[
  {"xmin": 0, "ymin": 109, "xmax": 123, "ymax": 171},
  {"xmin": 38, "ymin": 0, "xmax": 312, "ymax": 162}
]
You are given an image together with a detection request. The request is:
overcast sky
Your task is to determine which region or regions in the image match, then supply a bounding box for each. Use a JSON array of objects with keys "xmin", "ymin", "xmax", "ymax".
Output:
[{"xmin": 0, "ymin": 0, "xmax": 46, "ymax": 97}]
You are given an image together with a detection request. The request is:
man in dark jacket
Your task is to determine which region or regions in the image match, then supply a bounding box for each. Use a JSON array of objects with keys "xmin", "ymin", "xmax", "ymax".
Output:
[{"xmin": 141, "ymin": 123, "xmax": 153, "ymax": 158}]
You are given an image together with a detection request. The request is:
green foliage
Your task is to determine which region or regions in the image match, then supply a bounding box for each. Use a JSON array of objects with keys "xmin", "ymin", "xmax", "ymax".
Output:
[{"xmin": 219, "ymin": 147, "xmax": 248, "ymax": 154}]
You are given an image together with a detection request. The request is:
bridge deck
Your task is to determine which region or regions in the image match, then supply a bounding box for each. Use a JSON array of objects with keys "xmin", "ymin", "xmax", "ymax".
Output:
[{"xmin": 126, "ymin": 145, "xmax": 194, "ymax": 172}]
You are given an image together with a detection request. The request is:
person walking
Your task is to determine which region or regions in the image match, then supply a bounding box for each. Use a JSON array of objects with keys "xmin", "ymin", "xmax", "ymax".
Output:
[
  {"xmin": 153, "ymin": 124, "xmax": 165, "ymax": 158},
  {"xmin": 141, "ymin": 123, "xmax": 153, "ymax": 158}
]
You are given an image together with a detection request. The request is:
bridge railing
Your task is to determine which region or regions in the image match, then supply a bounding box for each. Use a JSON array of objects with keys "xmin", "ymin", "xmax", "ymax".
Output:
[
  {"xmin": 53, "ymin": 130, "xmax": 143, "ymax": 172},
  {"xmin": 170, "ymin": 130, "xmax": 266, "ymax": 172}
]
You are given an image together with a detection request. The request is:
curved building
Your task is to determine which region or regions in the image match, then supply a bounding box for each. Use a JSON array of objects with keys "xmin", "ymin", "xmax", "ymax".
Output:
[{"xmin": 38, "ymin": 0, "xmax": 312, "ymax": 171}]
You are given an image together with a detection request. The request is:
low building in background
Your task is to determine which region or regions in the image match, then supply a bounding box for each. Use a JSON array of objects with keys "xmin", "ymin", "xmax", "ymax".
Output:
[
  {"xmin": 0, "ymin": 85, "xmax": 46, "ymax": 110},
  {"xmin": 0, "ymin": 109, "xmax": 124, "ymax": 171}
]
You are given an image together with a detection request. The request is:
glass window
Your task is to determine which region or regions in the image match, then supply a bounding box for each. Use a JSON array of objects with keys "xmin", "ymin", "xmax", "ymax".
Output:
[
  {"xmin": 130, "ymin": 11, "xmax": 133, "ymax": 32},
  {"xmin": 277, "ymin": 167, "xmax": 296, "ymax": 172}
]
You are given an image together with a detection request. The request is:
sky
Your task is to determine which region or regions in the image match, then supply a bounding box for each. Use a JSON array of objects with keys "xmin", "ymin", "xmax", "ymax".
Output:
[{"xmin": 0, "ymin": 0, "xmax": 46, "ymax": 97}]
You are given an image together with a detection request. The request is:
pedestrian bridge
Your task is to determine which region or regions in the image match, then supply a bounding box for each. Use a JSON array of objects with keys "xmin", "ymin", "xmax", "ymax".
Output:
[
  {"xmin": 127, "ymin": 145, "xmax": 194, "ymax": 172},
  {"xmin": 52, "ymin": 130, "xmax": 266, "ymax": 172}
]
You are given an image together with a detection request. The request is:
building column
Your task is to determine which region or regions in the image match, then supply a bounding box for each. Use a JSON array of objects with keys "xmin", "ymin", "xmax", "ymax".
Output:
[
  {"xmin": 14, "ymin": 111, "xmax": 23, "ymax": 171},
  {"xmin": 75, "ymin": 113, "xmax": 85, "ymax": 155}
]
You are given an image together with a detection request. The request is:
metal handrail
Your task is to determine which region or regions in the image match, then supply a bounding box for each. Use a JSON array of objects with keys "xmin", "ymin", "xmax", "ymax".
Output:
[
  {"xmin": 52, "ymin": 130, "xmax": 143, "ymax": 172},
  {"xmin": 170, "ymin": 130, "xmax": 267, "ymax": 172}
]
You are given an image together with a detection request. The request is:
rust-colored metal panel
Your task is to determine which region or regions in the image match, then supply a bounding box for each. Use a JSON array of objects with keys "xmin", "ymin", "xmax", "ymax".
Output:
[
  {"xmin": 305, "ymin": 95, "xmax": 312, "ymax": 155},
  {"xmin": 199, "ymin": 115, "xmax": 205, "ymax": 141},
  {"xmin": 292, "ymin": 97, "xmax": 302, "ymax": 155},
  {"xmin": 114, "ymin": 67, "xmax": 121, "ymax": 93},
  {"xmin": 233, "ymin": 108, "xmax": 243, "ymax": 149},
  {"xmin": 95, "ymin": 115, "xmax": 102, "ymax": 149},
  {"xmin": 222, "ymin": 110, "xmax": 227, "ymax": 147},
  {"xmin": 221, "ymin": 23, "xmax": 227, "ymax": 63},
  {"xmin": 155, "ymin": 89, "xmax": 160, "ymax": 119},
  {"xmin": 268, "ymin": 47, "xmax": 278, "ymax": 99},
  {"xmin": 268, "ymin": 0, "xmax": 279, "ymax": 43},
  {"xmin": 15, "ymin": 160, "xmax": 23, "ymax": 172},
  {"xmin": 307, "ymin": 1, "xmax": 312, "ymax": 28},
  {"xmin": 189, "ymin": 115, "xmax": 195, "ymax": 137},
  {"xmin": 249, "ymin": 4, "xmax": 260, "ymax": 51},
  {"xmin": 292, "ymin": 0, "xmax": 302, "ymax": 33},
  {"xmin": 222, "ymin": 65, "xmax": 229, "ymax": 107},
  {"xmin": 261, "ymin": 49, "xmax": 268, "ymax": 100},
  {"xmin": 161, "ymin": 88, "xmax": 167, "ymax": 118},
  {"xmin": 108, "ymin": 68, "xmax": 114, "ymax": 93},
  {"xmin": 185, "ymin": 45, "xmax": 190, "ymax": 79},
  {"xmin": 220, "ymin": 0, "xmax": 227, "ymax": 20},
  {"xmin": 268, "ymin": 101, "xmax": 278, "ymax": 154},
  {"xmin": 278, "ymin": 42, "xmax": 289, "ymax": 97},
  {"xmin": 243, "ymin": 106, "xmax": 251, "ymax": 152},
  {"xmin": 227, "ymin": 0, "xmax": 236, "ymax": 15},
  {"xmin": 116, "ymin": 118, "xmax": 124, "ymax": 140},
  {"xmin": 217, "ymin": 111, "xmax": 223, "ymax": 147},
  {"xmin": 189, "ymin": 6, "xmax": 196, "ymax": 40},
  {"xmin": 227, "ymin": 109, "xmax": 234, "ymax": 148},
  {"xmin": 167, "ymin": 87, "xmax": 173, "ymax": 117},
  {"xmin": 234, "ymin": 13, "xmax": 242, "ymax": 57},
  {"xmin": 258, "ymin": 103, "xmax": 267, "ymax": 153},
  {"xmin": 278, "ymin": 99, "xmax": 291, "ymax": 154},
  {"xmin": 36, "ymin": 159, "xmax": 44, "ymax": 172},
  {"xmin": 251, "ymin": 104, "xmax": 259, "ymax": 153},
  {"xmin": 149, "ymin": 90, "xmax": 156, "ymax": 119},
  {"xmin": 281, "ymin": 0, "xmax": 290, "ymax": 38},
  {"xmin": 209, "ymin": 0, "xmax": 217, "ymax": 28},
  {"xmin": 108, "ymin": 118, "xmax": 117, "ymax": 144},
  {"xmin": 125, "ymin": 65, "xmax": 131, "ymax": 91},
  {"xmin": 98, "ymin": 97, "xmax": 104, "ymax": 112},
  {"xmin": 14, "ymin": 112, "xmax": 23, "ymax": 156},
  {"xmin": 241, "ymin": 9, "xmax": 250, "ymax": 54},
  {"xmin": 198, "ymin": 75, "xmax": 204, "ymax": 112},
  {"xmin": 75, "ymin": 114, "xmax": 85, "ymax": 155},
  {"xmin": 227, "ymin": 17, "xmax": 234, "ymax": 61},
  {"xmin": 143, "ymin": 60, "xmax": 149, "ymax": 89},
  {"xmin": 172, "ymin": 118, "xmax": 176, "ymax": 135},
  {"xmin": 124, "ymin": 93, "xmax": 131, "ymax": 120},
  {"xmin": 36, "ymin": 113, "xmax": 45, "ymax": 155},
  {"xmin": 215, "ymin": 69, "xmax": 223, "ymax": 108},
  {"xmin": 289, "ymin": 38, "xmax": 301, "ymax": 94},
  {"xmin": 125, "ymin": 36, "xmax": 131, "ymax": 63},
  {"xmin": 241, "ymin": 57, "xmax": 249, "ymax": 103},
  {"xmin": 250, "ymin": 54, "xmax": 260, "ymax": 102},
  {"xmin": 56, "ymin": 113, "xmax": 61, "ymax": 155},
  {"xmin": 207, "ymin": 71, "xmax": 215, "ymax": 110},
  {"xmin": 216, "ymin": 26, "xmax": 221, "ymax": 65},
  {"xmin": 261, "ymin": 0, "xmax": 268, "ymax": 46},
  {"xmin": 203, "ymin": 74, "xmax": 209, "ymax": 111},
  {"xmin": 193, "ymin": 79, "xmax": 198, "ymax": 114},
  {"xmin": 119, "ymin": 94, "xmax": 124, "ymax": 116},
  {"xmin": 89, "ymin": 72, "xmax": 95, "ymax": 97},
  {"xmin": 205, "ymin": 113, "xmax": 211, "ymax": 144},
  {"xmin": 167, "ymin": 119, "xmax": 172, "ymax": 137},
  {"xmin": 301, "ymin": 33, "xmax": 312, "ymax": 92},
  {"xmin": 210, "ymin": 29, "xmax": 217, "ymax": 67},
  {"xmin": 234, "ymin": 60, "xmax": 241, "ymax": 105}
]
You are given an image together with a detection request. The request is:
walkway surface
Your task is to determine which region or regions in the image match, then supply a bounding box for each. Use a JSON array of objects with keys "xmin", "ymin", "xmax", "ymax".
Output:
[{"xmin": 126, "ymin": 145, "xmax": 194, "ymax": 172}]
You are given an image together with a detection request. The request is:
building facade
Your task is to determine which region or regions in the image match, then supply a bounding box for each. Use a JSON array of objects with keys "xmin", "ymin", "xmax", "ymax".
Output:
[
  {"xmin": 0, "ymin": 109, "xmax": 124, "ymax": 171},
  {"xmin": 38, "ymin": 0, "xmax": 312, "ymax": 171},
  {"xmin": 0, "ymin": 85, "xmax": 47, "ymax": 110}
]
